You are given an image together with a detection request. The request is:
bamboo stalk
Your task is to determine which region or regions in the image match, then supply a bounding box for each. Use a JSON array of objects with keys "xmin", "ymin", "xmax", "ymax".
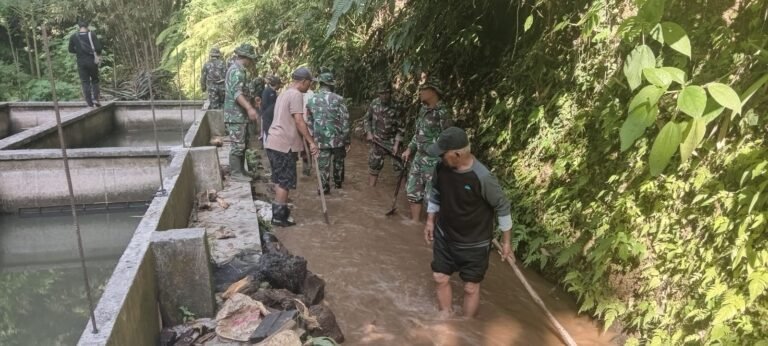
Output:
[{"xmin": 492, "ymin": 239, "xmax": 578, "ymax": 346}]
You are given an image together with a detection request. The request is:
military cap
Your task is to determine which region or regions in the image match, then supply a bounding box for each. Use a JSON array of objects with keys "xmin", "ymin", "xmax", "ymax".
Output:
[
  {"xmin": 419, "ymin": 77, "xmax": 444, "ymax": 96},
  {"xmin": 209, "ymin": 47, "xmax": 221, "ymax": 57},
  {"xmin": 377, "ymin": 81, "xmax": 392, "ymax": 93},
  {"xmin": 315, "ymin": 72, "xmax": 336, "ymax": 86},
  {"xmin": 234, "ymin": 43, "xmax": 259, "ymax": 60}
]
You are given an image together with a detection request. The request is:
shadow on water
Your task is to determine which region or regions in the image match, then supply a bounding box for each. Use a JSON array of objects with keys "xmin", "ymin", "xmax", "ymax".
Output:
[{"xmin": 274, "ymin": 140, "xmax": 618, "ymax": 345}]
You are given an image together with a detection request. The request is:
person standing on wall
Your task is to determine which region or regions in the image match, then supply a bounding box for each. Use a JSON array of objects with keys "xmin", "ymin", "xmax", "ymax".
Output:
[
  {"xmin": 223, "ymin": 43, "xmax": 260, "ymax": 182},
  {"xmin": 364, "ymin": 81, "xmax": 405, "ymax": 187},
  {"xmin": 200, "ymin": 47, "xmax": 227, "ymax": 109},
  {"xmin": 68, "ymin": 20, "xmax": 103, "ymax": 108},
  {"xmin": 424, "ymin": 127, "xmax": 513, "ymax": 318},
  {"xmin": 265, "ymin": 67, "xmax": 319, "ymax": 227},
  {"xmin": 401, "ymin": 77, "xmax": 453, "ymax": 223},
  {"xmin": 306, "ymin": 72, "xmax": 350, "ymax": 194}
]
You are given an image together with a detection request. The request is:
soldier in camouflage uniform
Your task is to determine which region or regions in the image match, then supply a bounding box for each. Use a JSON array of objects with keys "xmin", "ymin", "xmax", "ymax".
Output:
[
  {"xmin": 223, "ymin": 43, "xmax": 260, "ymax": 182},
  {"xmin": 401, "ymin": 77, "xmax": 453, "ymax": 222},
  {"xmin": 201, "ymin": 47, "xmax": 227, "ymax": 109},
  {"xmin": 364, "ymin": 81, "xmax": 405, "ymax": 187},
  {"xmin": 306, "ymin": 72, "xmax": 350, "ymax": 194}
]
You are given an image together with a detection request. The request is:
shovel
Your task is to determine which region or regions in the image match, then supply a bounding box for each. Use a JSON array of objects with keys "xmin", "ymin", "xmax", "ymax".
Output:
[
  {"xmin": 303, "ymin": 140, "xmax": 329, "ymax": 224},
  {"xmin": 385, "ymin": 159, "xmax": 409, "ymax": 216}
]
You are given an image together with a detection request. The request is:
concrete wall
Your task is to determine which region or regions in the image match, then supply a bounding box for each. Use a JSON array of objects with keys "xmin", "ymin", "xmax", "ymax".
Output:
[
  {"xmin": 0, "ymin": 103, "xmax": 116, "ymax": 150},
  {"xmin": 0, "ymin": 148, "xmax": 171, "ymax": 213},
  {"xmin": 6, "ymin": 101, "xmax": 88, "ymax": 133},
  {"xmin": 0, "ymin": 103, "xmax": 9, "ymax": 139},
  {"xmin": 113, "ymin": 101, "xmax": 202, "ymax": 131},
  {"xmin": 78, "ymin": 145, "xmax": 221, "ymax": 346}
]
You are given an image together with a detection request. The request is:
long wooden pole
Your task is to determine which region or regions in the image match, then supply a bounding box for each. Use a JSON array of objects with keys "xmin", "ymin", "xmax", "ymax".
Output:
[{"xmin": 492, "ymin": 239, "xmax": 578, "ymax": 346}]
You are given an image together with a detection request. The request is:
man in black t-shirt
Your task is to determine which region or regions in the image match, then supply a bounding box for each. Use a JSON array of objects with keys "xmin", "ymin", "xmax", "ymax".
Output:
[
  {"xmin": 260, "ymin": 75, "xmax": 281, "ymax": 144},
  {"xmin": 424, "ymin": 127, "xmax": 513, "ymax": 318},
  {"xmin": 68, "ymin": 20, "xmax": 103, "ymax": 107}
]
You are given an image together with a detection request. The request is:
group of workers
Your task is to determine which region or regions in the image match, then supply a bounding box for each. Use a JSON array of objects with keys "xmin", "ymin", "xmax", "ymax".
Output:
[{"xmin": 202, "ymin": 43, "xmax": 513, "ymax": 319}]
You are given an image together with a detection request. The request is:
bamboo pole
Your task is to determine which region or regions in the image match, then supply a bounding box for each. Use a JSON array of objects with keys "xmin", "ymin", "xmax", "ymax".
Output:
[{"xmin": 492, "ymin": 239, "xmax": 578, "ymax": 346}]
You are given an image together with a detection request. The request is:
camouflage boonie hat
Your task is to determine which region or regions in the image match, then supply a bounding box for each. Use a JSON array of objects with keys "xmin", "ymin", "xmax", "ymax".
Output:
[
  {"xmin": 419, "ymin": 77, "xmax": 443, "ymax": 96},
  {"xmin": 315, "ymin": 72, "xmax": 336, "ymax": 86},
  {"xmin": 377, "ymin": 81, "xmax": 392, "ymax": 93},
  {"xmin": 234, "ymin": 43, "xmax": 259, "ymax": 60},
  {"xmin": 209, "ymin": 47, "xmax": 221, "ymax": 57}
]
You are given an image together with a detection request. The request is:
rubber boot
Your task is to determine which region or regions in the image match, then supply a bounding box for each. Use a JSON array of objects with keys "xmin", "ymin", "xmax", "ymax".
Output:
[
  {"xmin": 229, "ymin": 154, "xmax": 251, "ymax": 182},
  {"xmin": 271, "ymin": 203, "xmax": 296, "ymax": 227},
  {"xmin": 92, "ymin": 83, "xmax": 101, "ymax": 107}
]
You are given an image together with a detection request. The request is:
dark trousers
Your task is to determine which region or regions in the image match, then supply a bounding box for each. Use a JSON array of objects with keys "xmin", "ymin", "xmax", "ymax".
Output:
[{"xmin": 77, "ymin": 62, "xmax": 100, "ymax": 106}]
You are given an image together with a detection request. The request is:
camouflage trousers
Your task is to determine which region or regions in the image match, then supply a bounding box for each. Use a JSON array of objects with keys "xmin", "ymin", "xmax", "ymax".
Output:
[
  {"xmin": 207, "ymin": 86, "xmax": 225, "ymax": 109},
  {"xmin": 368, "ymin": 141, "xmax": 403, "ymax": 176},
  {"xmin": 225, "ymin": 120, "xmax": 249, "ymax": 157},
  {"xmin": 405, "ymin": 151, "xmax": 439, "ymax": 203},
  {"xmin": 317, "ymin": 147, "xmax": 346, "ymax": 189}
]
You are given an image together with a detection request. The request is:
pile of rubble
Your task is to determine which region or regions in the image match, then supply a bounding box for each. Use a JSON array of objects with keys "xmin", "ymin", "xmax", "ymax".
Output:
[{"xmin": 160, "ymin": 233, "xmax": 344, "ymax": 345}]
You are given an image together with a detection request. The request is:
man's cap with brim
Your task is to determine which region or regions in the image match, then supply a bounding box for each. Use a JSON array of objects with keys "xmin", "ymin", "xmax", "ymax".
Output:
[
  {"xmin": 419, "ymin": 77, "xmax": 444, "ymax": 96},
  {"xmin": 316, "ymin": 72, "xmax": 335, "ymax": 86},
  {"xmin": 292, "ymin": 67, "xmax": 314, "ymax": 81},
  {"xmin": 234, "ymin": 43, "xmax": 259, "ymax": 60},
  {"xmin": 426, "ymin": 127, "xmax": 469, "ymax": 157}
]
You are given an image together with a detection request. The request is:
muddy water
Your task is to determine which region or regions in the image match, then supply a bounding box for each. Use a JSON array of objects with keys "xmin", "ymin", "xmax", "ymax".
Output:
[
  {"xmin": 274, "ymin": 141, "xmax": 618, "ymax": 345},
  {"xmin": 0, "ymin": 208, "xmax": 146, "ymax": 345},
  {"xmin": 85, "ymin": 128, "xmax": 187, "ymax": 148}
]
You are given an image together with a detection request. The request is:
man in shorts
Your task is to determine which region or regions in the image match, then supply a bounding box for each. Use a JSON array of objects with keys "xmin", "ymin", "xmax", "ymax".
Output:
[
  {"xmin": 265, "ymin": 67, "xmax": 319, "ymax": 226},
  {"xmin": 424, "ymin": 127, "xmax": 513, "ymax": 318}
]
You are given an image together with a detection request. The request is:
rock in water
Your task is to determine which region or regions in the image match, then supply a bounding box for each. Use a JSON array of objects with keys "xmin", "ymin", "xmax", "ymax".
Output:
[
  {"xmin": 258, "ymin": 252, "xmax": 307, "ymax": 293},
  {"xmin": 302, "ymin": 271, "xmax": 326, "ymax": 305},
  {"xmin": 309, "ymin": 305, "xmax": 345, "ymax": 344}
]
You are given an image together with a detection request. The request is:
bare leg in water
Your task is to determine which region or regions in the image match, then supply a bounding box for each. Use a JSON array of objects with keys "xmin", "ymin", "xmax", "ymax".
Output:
[
  {"xmin": 433, "ymin": 272, "xmax": 453, "ymax": 318},
  {"xmin": 462, "ymin": 282, "xmax": 481, "ymax": 317}
]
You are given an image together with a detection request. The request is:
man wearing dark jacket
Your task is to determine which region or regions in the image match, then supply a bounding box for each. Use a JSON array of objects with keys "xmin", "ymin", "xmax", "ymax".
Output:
[
  {"xmin": 424, "ymin": 127, "xmax": 513, "ymax": 318},
  {"xmin": 68, "ymin": 20, "xmax": 103, "ymax": 107}
]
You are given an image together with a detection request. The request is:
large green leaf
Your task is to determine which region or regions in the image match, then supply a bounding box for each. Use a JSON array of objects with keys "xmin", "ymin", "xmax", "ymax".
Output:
[
  {"xmin": 679, "ymin": 118, "xmax": 706, "ymax": 162},
  {"xmin": 660, "ymin": 22, "xmax": 691, "ymax": 58},
  {"xmin": 649, "ymin": 121, "xmax": 682, "ymax": 176},
  {"xmin": 707, "ymin": 82, "xmax": 742, "ymax": 114},
  {"xmin": 642, "ymin": 68, "xmax": 672, "ymax": 87},
  {"xmin": 623, "ymin": 45, "xmax": 656, "ymax": 91},
  {"xmin": 638, "ymin": 0, "xmax": 665, "ymax": 25},
  {"xmin": 702, "ymin": 97, "xmax": 726, "ymax": 124},
  {"xmin": 629, "ymin": 85, "xmax": 665, "ymax": 113},
  {"xmin": 621, "ymin": 106, "xmax": 659, "ymax": 151},
  {"xmin": 661, "ymin": 66, "xmax": 686, "ymax": 85},
  {"xmin": 740, "ymin": 73, "xmax": 768, "ymax": 106},
  {"xmin": 651, "ymin": 22, "xmax": 692, "ymax": 58},
  {"xmin": 677, "ymin": 85, "xmax": 707, "ymax": 117}
]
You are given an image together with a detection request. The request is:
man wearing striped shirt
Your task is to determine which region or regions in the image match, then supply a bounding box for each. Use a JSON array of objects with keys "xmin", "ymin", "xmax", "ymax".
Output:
[{"xmin": 424, "ymin": 127, "xmax": 513, "ymax": 318}]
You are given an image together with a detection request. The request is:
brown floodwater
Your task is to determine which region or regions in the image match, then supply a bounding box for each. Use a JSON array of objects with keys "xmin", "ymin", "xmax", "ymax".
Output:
[{"xmin": 274, "ymin": 141, "xmax": 618, "ymax": 345}]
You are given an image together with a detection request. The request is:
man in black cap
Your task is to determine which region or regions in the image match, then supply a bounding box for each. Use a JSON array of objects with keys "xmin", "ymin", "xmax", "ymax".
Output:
[
  {"xmin": 424, "ymin": 127, "xmax": 513, "ymax": 318},
  {"xmin": 260, "ymin": 75, "xmax": 282, "ymax": 144},
  {"xmin": 68, "ymin": 20, "xmax": 103, "ymax": 107},
  {"xmin": 265, "ymin": 67, "xmax": 319, "ymax": 226}
]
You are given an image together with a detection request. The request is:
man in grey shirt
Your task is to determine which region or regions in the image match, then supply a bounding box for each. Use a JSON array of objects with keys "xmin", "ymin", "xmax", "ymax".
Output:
[{"xmin": 424, "ymin": 127, "xmax": 513, "ymax": 318}]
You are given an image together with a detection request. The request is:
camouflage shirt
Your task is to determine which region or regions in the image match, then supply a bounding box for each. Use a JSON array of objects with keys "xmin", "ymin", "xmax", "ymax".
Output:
[
  {"xmin": 306, "ymin": 87, "xmax": 350, "ymax": 149},
  {"xmin": 364, "ymin": 98, "xmax": 405, "ymax": 145},
  {"xmin": 200, "ymin": 58, "xmax": 227, "ymax": 92},
  {"xmin": 223, "ymin": 61, "xmax": 249, "ymax": 122},
  {"xmin": 407, "ymin": 101, "xmax": 453, "ymax": 153}
]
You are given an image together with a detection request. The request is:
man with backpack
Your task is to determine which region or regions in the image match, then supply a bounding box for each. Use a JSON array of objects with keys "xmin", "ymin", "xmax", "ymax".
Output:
[{"xmin": 68, "ymin": 20, "xmax": 103, "ymax": 107}]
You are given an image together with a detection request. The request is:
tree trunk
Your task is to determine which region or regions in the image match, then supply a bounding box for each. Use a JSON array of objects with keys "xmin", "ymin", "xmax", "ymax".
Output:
[
  {"xmin": 31, "ymin": 24, "xmax": 41, "ymax": 78},
  {"xmin": 25, "ymin": 32, "xmax": 34, "ymax": 75},
  {"xmin": 5, "ymin": 28, "xmax": 20, "ymax": 83}
]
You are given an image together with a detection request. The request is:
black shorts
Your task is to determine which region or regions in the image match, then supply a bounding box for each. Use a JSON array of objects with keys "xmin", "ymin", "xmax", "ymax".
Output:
[
  {"xmin": 266, "ymin": 149, "xmax": 298, "ymax": 190},
  {"xmin": 431, "ymin": 229, "xmax": 491, "ymax": 283}
]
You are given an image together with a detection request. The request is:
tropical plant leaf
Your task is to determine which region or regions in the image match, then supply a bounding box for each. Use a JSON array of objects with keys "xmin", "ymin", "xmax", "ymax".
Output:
[
  {"xmin": 653, "ymin": 22, "xmax": 691, "ymax": 57},
  {"xmin": 679, "ymin": 117, "xmax": 706, "ymax": 162},
  {"xmin": 621, "ymin": 105, "xmax": 659, "ymax": 151},
  {"xmin": 707, "ymin": 82, "xmax": 742, "ymax": 114},
  {"xmin": 677, "ymin": 85, "xmax": 707, "ymax": 117},
  {"xmin": 524, "ymin": 15, "xmax": 534, "ymax": 32},
  {"xmin": 643, "ymin": 67, "xmax": 672, "ymax": 88},
  {"xmin": 623, "ymin": 45, "xmax": 656, "ymax": 91},
  {"xmin": 660, "ymin": 66, "xmax": 686, "ymax": 85},
  {"xmin": 649, "ymin": 121, "xmax": 682, "ymax": 176}
]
